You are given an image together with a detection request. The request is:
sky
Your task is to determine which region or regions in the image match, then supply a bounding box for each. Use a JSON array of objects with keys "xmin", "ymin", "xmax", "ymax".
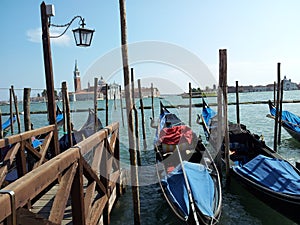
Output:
[{"xmin": 1, "ymin": 1, "xmax": 300, "ymax": 99}]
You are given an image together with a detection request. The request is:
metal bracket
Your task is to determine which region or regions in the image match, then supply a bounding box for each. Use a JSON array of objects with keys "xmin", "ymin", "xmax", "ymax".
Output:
[{"xmin": 0, "ymin": 190, "xmax": 16, "ymax": 225}]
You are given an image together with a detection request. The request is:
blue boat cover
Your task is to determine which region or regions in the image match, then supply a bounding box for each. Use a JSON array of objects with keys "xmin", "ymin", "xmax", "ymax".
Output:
[
  {"xmin": 2, "ymin": 115, "xmax": 16, "ymax": 130},
  {"xmin": 32, "ymin": 138, "xmax": 43, "ymax": 149},
  {"xmin": 162, "ymin": 161, "xmax": 215, "ymax": 219},
  {"xmin": 56, "ymin": 113, "xmax": 63, "ymax": 124},
  {"xmin": 202, "ymin": 105, "xmax": 216, "ymax": 128},
  {"xmin": 234, "ymin": 154, "xmax": 300, "ymax": 195},
  {"xmin": 270, "ymin": 106, "xmax": 300, "ymax": 133}
]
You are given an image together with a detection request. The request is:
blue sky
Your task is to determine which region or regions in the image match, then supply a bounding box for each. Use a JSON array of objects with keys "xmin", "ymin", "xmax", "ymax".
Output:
[{"xmin": 1, "ymin": 1, "xmax": 300, "ymax": 98}]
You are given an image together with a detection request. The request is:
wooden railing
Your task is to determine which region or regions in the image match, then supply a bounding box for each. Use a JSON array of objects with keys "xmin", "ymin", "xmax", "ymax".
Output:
[
  {"xmin": 0, "ymin": 122, "xmax": 120, "ymax": 225},
  {"xmin": 0, "ymin": 125, "xmax": 56, "ymax": 187}
]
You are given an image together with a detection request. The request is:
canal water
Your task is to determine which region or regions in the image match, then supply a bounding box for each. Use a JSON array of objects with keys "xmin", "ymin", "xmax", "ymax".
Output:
[{"xmin": 1, "ymin": 90, "xmax": 299, "ymax": 225}]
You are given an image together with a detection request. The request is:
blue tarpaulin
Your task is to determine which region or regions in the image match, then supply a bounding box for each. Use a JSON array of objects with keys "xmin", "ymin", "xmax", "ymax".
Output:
[
  {"xmin": 202, "ymin": 104, "xmax": 216, "ymax": 128},
  {"xmin": 2, "ymin": 115, "xmax": 16, "ymax": 130},
  {"xmin": 234, "ymin": 154, "xmax": 300, "ymax": 195},
  {"xmin": 270, "ymin": 106, "xmax": 300, "ymax": 133},
  {"xmin": 162, "ymin": 161, "xmax": 215, "ymax": 219}
]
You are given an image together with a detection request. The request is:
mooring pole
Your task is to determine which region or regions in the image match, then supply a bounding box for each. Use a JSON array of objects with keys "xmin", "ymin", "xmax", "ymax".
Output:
[
  {"xmin": 40, "ymin": 2, "xmax": 59, "ymax": 156},
  {"xmin": 62, "ymin": 82, "xmax": 73, "ymax": 148},
  {"xmin": 119, "ymin": 85, "xmax": 125, "ymax": 127},
  {"xmin": 278, "ymin": 79, "xmax": 284, "ymax": 145},
  {"xmin": 274, "ymin": 63, "xmax": 281, "ymax": 152},
  {"xmin": 151, "ymin": 83, "xmax": 154, "ymax": 119},
  {"xmin": 62, "ymin": 83, "xmax": 66, "ymax": 133},
  {"xmin": 0, "ymin": 110, "xmax": 2, "ymax": 139},
  {"xmin": 11, "ymin": 86, "xmax": 21, "ymax": 133},
  {"xmin": 24, "ymin": 88, "xmax": 35, "ymax": 172},
  {"xmin": 273, "ymin": 81, "xmax": 276, "ymax": 104},
  {"xmin": 138, "ymin": 79, "xmax": 147, "ymax": 150},
  {"xmin": 188, "ymin": 82, "xmax": 192, "ymax": 127},
  {"xmin": 131, "ymin": 68, "xmax": 141, "ymax": 166},
  {"xmin": 106, "ymin": 83, "xmax": 109, "ymax": 126},
  {"xmin": 94, "ymin": 77, "xmax": 99, "ymax": 132},
  {"xmin": 219, "ymin": 49, "xmax": 230, "ymax": 181},
  {"xmin": 23, "ymin": 88, "xmax": 31, "ymax": 132},
  {"xmin": 119, "ymin": 0, "xmax": 140, "ymax": 224},
  {"xmin": 9, "ymin": 88, "xmax": 14, "ymax": 135},
  {"xmin": 235, "ymin": 81, "xmax": 240, "ymax": 124}
]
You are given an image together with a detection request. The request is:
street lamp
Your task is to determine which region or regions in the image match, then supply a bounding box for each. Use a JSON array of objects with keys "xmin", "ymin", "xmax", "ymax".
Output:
[
  {"xmin": 40, "ymin": 1, "xmax": 94, "ymax": 156},
  {"xmin": 49, "ymin": 13, "xmax": 95, "ymax": 47}
]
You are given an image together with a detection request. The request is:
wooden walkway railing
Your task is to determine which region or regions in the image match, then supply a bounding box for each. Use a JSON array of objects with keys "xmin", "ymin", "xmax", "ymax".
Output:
[
  {"xmin": 0, "ymin": 125, "xmax": 56, "ymax": 187},
  {"xmin": 0, "ymin": 122, "xmax": 121, "ymax": 225}
]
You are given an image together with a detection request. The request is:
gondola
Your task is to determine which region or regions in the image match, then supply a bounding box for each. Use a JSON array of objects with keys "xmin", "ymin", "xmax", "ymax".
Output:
[
  {"xmin": 153, "ymin": 102, "xmax": 222, "ymax": 225},
  {"xmin": 1, "ymin": 114, "xmax": 16, "ymax": 137},
  {"xmin": 59, "ymin": 108, "xmax": 103, "ymax": 151},
  {"xmin": 200, "ymin": 99, "xmax": 300, "ymax": 224},
  {"xmin": 267, "ymin": 100, "xmax": 300, "ymax": 142}
]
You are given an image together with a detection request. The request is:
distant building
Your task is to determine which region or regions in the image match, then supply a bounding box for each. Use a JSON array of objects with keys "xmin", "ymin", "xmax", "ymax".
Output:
[
  {"xmin": 228, "ymin": 76, "xmax": 299, "ymax": 93},
  {"xmin": 73, "ymin": 60, "xmax": 81, "ymax": 93},
  {"xmin": 282, "ymin": 76, "xmax": 298, "ymax": 90},
  {"xmin": 69, "ymin": 61, "xmax": 160, "ymax": 101},
  {"xmin": 131, "ymin": 87, "xmax": 160, "ymax": 98}
]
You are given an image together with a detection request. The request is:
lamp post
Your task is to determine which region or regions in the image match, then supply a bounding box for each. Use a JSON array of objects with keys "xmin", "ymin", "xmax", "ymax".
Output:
[{"xmin": 40, "ymin": 1, "xmax": 94, "ymax": 156}]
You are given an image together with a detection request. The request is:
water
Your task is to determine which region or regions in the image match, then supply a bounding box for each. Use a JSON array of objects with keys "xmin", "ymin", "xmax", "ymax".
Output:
[{"xmin": 2, "ymin": 90, "xmax": 299, "ymax": 225}]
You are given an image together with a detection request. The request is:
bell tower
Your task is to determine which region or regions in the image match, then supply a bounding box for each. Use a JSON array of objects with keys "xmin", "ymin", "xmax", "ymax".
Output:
[{"xmin": 74, "ymin": 60, "xmax": 81, "ymax": 92}]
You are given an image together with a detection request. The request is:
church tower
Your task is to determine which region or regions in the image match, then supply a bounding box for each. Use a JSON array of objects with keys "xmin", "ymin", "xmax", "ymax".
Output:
[{"xmin": 74, "ymin": 60, "xmax": 81, "ymax": 92}]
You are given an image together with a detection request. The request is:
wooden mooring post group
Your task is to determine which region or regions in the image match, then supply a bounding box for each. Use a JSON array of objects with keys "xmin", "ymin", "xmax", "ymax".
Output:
[{"xmin": 0, "ymin": 122, "xmax": 125, "ymax": 225}]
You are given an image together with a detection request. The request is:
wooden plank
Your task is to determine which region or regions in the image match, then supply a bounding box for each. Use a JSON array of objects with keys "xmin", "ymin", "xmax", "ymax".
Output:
[
  {"xmin": 16, "ymin": 208, "xmax": 57, "ymax": 225},
  {"xmin": 70, "ymin": 157, "xmax": 85, "ymax": 225},
  {"xmin": 88, "ymin": 196, "xmax": 108, "ymax": 225},
  {"xmin": 84, "ymin": 181, "xmax": 96, "ymax": 224},
  {"xmin": 108, "ymin": 187, "xmax": 117, "ymax": 213},
  {"xmin": 109, "ymin": 130, "xmax": 118, "ymax": 154},
  {"xmin": 33, "ymin": 131, "xmax": 53, "ymax": 168},
  {"xmin": 49, "ymin": 162, "xmax": 78, "ymax": 224}
]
